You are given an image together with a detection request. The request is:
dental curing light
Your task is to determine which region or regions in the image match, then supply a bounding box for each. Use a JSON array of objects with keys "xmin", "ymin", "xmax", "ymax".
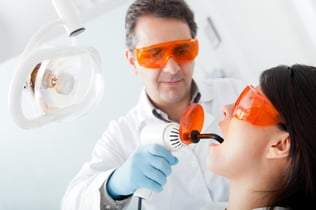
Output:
[
  {"xmin": 134, "ymin": 122, "xmax": 183, "ymax": 201},
  {"xmin": 134, "ymin": 103, "xmax": 223, "ymax": 204}
]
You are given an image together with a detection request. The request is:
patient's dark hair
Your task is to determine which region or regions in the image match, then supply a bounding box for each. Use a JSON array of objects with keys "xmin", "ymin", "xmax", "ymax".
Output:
[
  {"xmin": 125, "ymin": 0, "xmax": 197, "ymax": 49},
  {"xmin": 260, "ymin": 64, "xmax": 316, "ymax": 209}
]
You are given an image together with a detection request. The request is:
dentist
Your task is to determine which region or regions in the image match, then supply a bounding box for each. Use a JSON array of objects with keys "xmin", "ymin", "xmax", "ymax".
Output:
[{"xmin": 61, "ymin": 0, "xmax": 244, "ymax": 210}]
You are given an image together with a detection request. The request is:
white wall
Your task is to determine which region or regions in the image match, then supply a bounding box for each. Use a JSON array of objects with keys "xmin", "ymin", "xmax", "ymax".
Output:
[
  {"xmin": 190, "ymin": 0, "xmax": 316, "ymax": 83},
  {"xmin": 0, "ymin": 0, "xmax": 57, "ymax": 63},
  {"xmin": 0, "ymin": 0, "xmax": 316, "ymax": 210},
  {"xmin": 0, "ymin": 2, "xmax": 141, "ymax": 210}
]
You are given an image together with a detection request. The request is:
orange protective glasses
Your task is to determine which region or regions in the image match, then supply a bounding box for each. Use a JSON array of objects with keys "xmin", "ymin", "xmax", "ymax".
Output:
[
  {"xmin": 134, "ymin": 39, "xmax": 198, "ymax": 69},
  {"xmin": 232, "ymin": 85, "xmax": 282, "ymax": 126}
]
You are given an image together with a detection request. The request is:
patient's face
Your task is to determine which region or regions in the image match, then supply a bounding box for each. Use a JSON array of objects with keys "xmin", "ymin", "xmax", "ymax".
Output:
[{"xmin": 206, "ymin": 87, "xmax": 284, "ymax": 180}]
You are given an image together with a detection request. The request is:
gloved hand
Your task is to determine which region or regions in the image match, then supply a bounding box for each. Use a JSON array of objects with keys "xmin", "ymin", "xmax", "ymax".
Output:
[{"xmin": 106, "ymin": 144, "xmax": 178, "ymax": 199}]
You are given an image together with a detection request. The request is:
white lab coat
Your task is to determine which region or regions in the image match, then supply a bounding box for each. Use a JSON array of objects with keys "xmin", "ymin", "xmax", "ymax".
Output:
[
  {"xmin": 200, "ymin": 203, "xmax": 290, "ymax": 210},
  {"xmin": 61, "ymin": 78, "xmax": 244, "ymax": 210}
]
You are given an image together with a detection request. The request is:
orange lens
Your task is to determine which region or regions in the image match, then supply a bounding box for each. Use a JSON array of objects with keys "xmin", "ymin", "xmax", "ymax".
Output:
[
  {"xmin": 135, "ymin": 39, "xmax": 198, "ymax": 69},
  {"xmin": 179, "ymin": 103, "xmax": 204, "ymax": 144},
  {"xmin": 232, "ymin": 85, "xmax": 282, "ymax": 126}
]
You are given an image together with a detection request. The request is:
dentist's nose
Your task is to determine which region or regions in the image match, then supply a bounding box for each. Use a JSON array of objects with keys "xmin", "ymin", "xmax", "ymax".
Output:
[
  {"xmin": 222, "ymin": 104, "xmax": 234, "ymax": 119},
  {"xmin": 162, "ymin": 57, "xmax": 180, "ymax": 74}
]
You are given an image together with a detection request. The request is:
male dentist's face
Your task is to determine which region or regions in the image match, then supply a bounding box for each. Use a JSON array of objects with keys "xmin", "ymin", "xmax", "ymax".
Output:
[{"xmin": 127, "ymin": 15, "xmax": 195, "ymax": 107}]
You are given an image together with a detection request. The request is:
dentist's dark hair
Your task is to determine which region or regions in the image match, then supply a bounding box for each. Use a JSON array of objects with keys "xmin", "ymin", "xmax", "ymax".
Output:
[
  {"xmin": 125, "ymin": 0, "xmax": 197, "ymax": 49},
  {"xmin": 260, "ymin": 64, "xmax": 316, "ymax": 209}
]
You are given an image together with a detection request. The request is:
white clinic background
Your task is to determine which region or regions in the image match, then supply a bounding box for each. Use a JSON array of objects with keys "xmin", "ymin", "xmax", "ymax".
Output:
[{"xmin": 0, "ymin": 0, "xmax": 316, "ymax": 210}]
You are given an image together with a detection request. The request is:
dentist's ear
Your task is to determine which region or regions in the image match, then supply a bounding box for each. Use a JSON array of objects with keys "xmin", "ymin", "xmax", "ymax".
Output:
[
  {"xmin": 125, "ymin": 50, "xmax": 138, "ymax": 74},
  {"xmin": 266, "ymin": 133, "xmax": 291, "ymax": 159}
]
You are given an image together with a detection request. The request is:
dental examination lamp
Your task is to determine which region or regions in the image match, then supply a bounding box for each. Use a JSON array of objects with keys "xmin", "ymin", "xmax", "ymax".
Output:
[{"xmin": 8, "ymin": 0, "xmax": 104, "ymax": 129}]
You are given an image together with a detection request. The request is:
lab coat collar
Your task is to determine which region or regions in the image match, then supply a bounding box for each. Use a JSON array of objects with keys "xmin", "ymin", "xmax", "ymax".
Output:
[
  {"xmin": 191, "ymin": 80, "xmax": 201, "ymax": 103},
  {"xmin": 136, "ymin": 90, "xmax": 175, "ymax": 125},
  {"xmin": 197, "ymin": 78, "xmax": 217, "ymax": 102},
  {"xmin": 137, "ymin": 89, "xmax": 156, "ymax": 121},
  {"xmin": 140, "ymin": 80, "xmax": 202, "ymax": 122},
  {"xmin": 136, "ymin": 79, "xmax": 216, "ymax": 128}
]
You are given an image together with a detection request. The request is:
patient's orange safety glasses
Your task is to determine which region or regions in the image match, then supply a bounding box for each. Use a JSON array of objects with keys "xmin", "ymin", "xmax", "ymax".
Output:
[
  {"xmin": 232, "ymin": 85, "xmax": 282, "ymax": 126},
  {"xmin": 134, "ymin": 39, "xmax": 198, "ymax": 69}
]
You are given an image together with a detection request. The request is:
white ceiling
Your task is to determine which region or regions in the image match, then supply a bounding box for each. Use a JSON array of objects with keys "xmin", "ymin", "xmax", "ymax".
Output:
[
  {"xmin": 0, "ymin": 0, "xmax": 57, "ymax": 63},
  {"xmin": 0, "ymin": 0, "xmax": 128, "ymax": 63},
  {"xmin": 1, "ymin": 0, "xmax": 316, "ymax": 68}
]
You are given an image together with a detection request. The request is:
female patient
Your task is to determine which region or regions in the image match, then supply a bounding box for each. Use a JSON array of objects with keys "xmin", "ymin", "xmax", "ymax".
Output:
[{"xmin": 205, "ymin": 64, "xmax": 316, "ymax": 210}]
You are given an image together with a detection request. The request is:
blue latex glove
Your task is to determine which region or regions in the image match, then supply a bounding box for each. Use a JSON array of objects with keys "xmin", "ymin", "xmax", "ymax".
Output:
[{"xmin": 107, "ymin": 144, "xmax": 178, "ymax": 199}]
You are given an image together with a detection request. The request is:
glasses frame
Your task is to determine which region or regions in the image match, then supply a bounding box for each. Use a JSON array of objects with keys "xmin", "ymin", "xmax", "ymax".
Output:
[
  {"xmin": 232, "ymin": 85, "xmax": 282, "ymax": 126},
  {"xmin": 134, "ymin": 39, "xmax": 198, "ymax": 69}
]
